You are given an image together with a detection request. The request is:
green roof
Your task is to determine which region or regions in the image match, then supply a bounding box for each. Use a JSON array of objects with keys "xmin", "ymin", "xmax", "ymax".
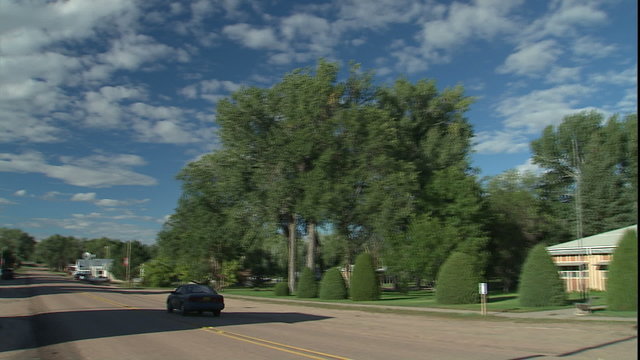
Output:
[{"xmin": 547, "ymin": 224, "xmax": 637, "ymax": 255}]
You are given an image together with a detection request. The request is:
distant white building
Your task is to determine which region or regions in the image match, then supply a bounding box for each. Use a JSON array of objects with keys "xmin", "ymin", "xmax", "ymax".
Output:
[{"xmin": 75, "ymin": 257, "xmax": 114, "ymax": 280}]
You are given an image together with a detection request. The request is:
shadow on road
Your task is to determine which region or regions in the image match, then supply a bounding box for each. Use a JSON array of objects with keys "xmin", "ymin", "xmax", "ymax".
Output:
[
  {"xmin": 0, "ymin": 309, "xmax": 332, "ymax": 352},
  {"xmin": 1, "ymin": 271, "xmax": 333, "ymax": 352},
  {"xmin": 0, "ymin": 272, "xmax": 171, "ymax": 299}
]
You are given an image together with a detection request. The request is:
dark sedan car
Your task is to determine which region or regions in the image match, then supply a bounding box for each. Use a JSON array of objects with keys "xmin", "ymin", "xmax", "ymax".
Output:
[{"xmin": 166, "ymin": 284, "xmax": 224, "ymax": 316}]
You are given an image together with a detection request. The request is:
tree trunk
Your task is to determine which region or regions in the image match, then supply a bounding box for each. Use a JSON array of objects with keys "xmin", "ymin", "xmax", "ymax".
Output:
[
  {"xmin": 306, "ymin": 221, "xmax": 317, "ymax": 272},
  {"xmin": 288, "ymin": 214, "xmax": 297, "ymax": 294}
]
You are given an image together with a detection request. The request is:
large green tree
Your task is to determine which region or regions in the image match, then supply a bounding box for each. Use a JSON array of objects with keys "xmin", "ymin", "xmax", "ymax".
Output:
[
  {"xmin": 157, "ymin": 150, "xmax": 257, "ymax": 284},
  {"xmin": 163, "ymin": 60, "xmax": 492, "ymax": 292},
  {"xmin": 378, "ymin": 80, "xmax": 488, "ymax": 283},
  {"xmin": 531, "ymin": 111, "xmax": 637, "ymax": 238}
]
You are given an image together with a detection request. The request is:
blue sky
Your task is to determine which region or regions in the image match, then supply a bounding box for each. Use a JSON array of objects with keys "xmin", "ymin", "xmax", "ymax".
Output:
[{"xmin": 0, "ymin": 0, "xmax": 636, "ymax": 244}]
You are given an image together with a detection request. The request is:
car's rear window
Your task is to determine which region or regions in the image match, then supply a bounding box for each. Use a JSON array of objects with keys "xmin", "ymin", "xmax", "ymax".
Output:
[{"xmin": 188, "ymin": 285, "xmax": 216, "ymax": 294}]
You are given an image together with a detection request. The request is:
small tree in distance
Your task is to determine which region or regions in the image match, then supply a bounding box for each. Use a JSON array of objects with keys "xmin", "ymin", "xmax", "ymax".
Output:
[
  {"xmin": 436, "ymin": 252, "xmax": 481, "ymax": 304},
  {"xmin": 518, "ymin": 244, "xmax": 565, "ymax": 307},
  {"xmin": 297, "ymin": 267, "xmax": 318, "ymax": 298},
  {"xmin": 607, "ymin": 229, "xmax": 637, "ymax": 311},
  {"xmin": 350, "ymin": 253, "xmax": 379, "ymax": 301},
  {"xmin": 274, "ymin": 281, "xmax": 290, "ymax": 296},
  {"xmin": 319, "ymin": 267, "xmax": 347, "ymax": 300}
]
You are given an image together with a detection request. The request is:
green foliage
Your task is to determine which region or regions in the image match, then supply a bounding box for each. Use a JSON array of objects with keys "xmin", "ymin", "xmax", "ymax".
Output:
[
  {"xmin": 531, "ymin": 111, "xmax": 637, "ymax": 238},
  {"xmin": 219, "ymin": 260, "xmax": 241, "ymax": 288},
  {"xmin": 518, "ymin": 244, "xmax": 566, "ymax": 307},
  {"xmin": 142, "ymin": 258, "xmax": 175, "ymax": 287},
  {"xmin": 435, "ymin": 252, "xmax": 481, "ymax": 304},
  {"xmin": 296, "ymin": 267, "xmax": 318, "ymax": 298},
  {"xmin": 108, "ymin": 240, "xmax": 153, "ymax": 280},
  {"xmin": 35, "ymin": 235, "xmax": 83, "ymax": 271},
  {"xmin": 162, "ymin": 60, "xmax": 489, "ymax": 294},
  {"xmin": 0, "ymin": 228, "xmax": 36, "ymax": 266},
  {"xmin": 483, "ymin": 170, "xmax": 571, "ymax": 292},
  {"xmin": 274, "ymin": 281, "xmax": 290, "ymax": 296},
  {"xmin": 319, "ymin": 267, "xmax": 347, "ymax": 300},
  {"xmin": 607, "ymin": 230, "xmax": 638, "ymax": 311},
  {"xmin": 174, "ymin": 259, "xmax": 210, "ymax": 284},
  {"xmin": 350, "ymin": 253, "xmax": 379, "ymax": 301}
]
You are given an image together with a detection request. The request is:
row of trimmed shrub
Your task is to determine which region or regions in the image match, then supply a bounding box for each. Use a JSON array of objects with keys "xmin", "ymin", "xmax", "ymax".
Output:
[
  {"xmin": 275, "ymin": 229, "xmax": 637, "ymax": 310},
  {"xmin": 438, "ymin": 229, "xmax": 637, "ymax": 309},
  {"xmin": 275, "ymin": 253, "xmax": 378, "ymax": 300}
]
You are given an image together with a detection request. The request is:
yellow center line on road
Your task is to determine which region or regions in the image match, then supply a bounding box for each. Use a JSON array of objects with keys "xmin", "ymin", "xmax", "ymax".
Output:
[
  {"xmin": 200, "ymin": 326, "xmax": 352, "ymax": 360},
  {"xmin": 81, "ymin": 292, "xmax": 139, "ymax": 309},
  {"xmin": 80, "ymin": 292, "xmax": 350, "ymax": 360}
]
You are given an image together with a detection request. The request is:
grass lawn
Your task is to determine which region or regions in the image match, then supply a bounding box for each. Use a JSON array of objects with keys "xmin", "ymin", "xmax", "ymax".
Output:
[
  {"xmin": 220, "ymin": 287, "xmax": 591, "ymax": 313},
  {"xmin": 220, "ymin": 287, "xmax": 637, "ymax": 318}
]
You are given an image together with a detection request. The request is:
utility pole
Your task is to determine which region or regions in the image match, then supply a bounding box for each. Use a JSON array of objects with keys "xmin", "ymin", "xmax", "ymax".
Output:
[
  {"xmin": 126, "ymin": 241, "xmax": 131, "ymax": 287},
  {"xmin": 571, "ymin": 137, "xmax": 587, "ymax": 301}
]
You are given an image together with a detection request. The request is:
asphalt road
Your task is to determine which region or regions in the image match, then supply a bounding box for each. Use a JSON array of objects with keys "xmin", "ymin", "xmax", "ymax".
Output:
[{"xmin": 1, "ymin": 270, "xmax": 637, "ymax": 360}]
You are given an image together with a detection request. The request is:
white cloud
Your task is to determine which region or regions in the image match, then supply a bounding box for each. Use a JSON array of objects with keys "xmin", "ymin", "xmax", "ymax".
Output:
[
  {"xmin": 95, "ymin": 199, "xmax": 127, "ymax": 207},
  {"xmin": 0, "ymin": 151, "xmax": 156, "ymax": 188},
  {"xmin": 92, "ymin": 33, "xmax": 173, "ymax": 75},
  {"xmin": 0, "ymin": 1, "xmax": 142, "ymax": 144},
  {"xmin": 572, "ymin": 36, "xmax": 617, "ymax": 59},
  {"xmin": 495, "ymin": 84, "xmax": 596, "ymax": 134},
  {"xmin": 612, "ymin": 88, "xmax": 638, "ymax": 114},
  {"xmin": 420, "ymin": 0, "xmax": 520, "ymax": 51},
  {"xmin": 0, "ymin": 198, "xmax": 16, "ymax": 205},
  {"xmin": 132, "ymin": 119, "xmax": 199, "ymax": 144},
  {"xmin": 179, "ymin": 79, "xmax": 243, "ymax": 102},
  {"xmin": 0, "ymin": 0, "xmax": 137, "ymax": 56},
  {"xmin": 473, "ymin": 130, "xmax": 529, "ymax": 154},
  {"xmin": 389, "ymin": 0, "xmax": 522, "ymax": 73},
  {"xmin": 335, "ymin": 0, "xmax": 424, "ymax": 30},
  {"xmin": 223, "ymin": 23, "xmax": 284, "ymax": 51},
  {"xmin": 589, "ymin": 66, "xmax": 637, "ymax": 87},
  {"xmin": 497, "ymin": 40, "xmax": 562, "ymax": 76},
  {"xmin": 0, "ymin": 0, "xmax": 190, "ymax": 147},
  {"xmin": 14, "ymin": 189, "xmax": 27, "ymax": 197},
  {"xmin": 24, "ymin": 216, "xmax": 159, "ymax": 243},
  {"xmin": 43, "ymin": 191, "xmax": 64, "ymax": 200},
  {"xmin": 522, "ymin": 0, "xmax": 608, "ymax": 41},
  {"xmin": 83, "ymin": 86, "xmax": 145, "ymax": 128},
  {"xmin": 515, "ymin": 158, "xmax": 542, "ymax": 175},
  {"xmin": 545, "ymin": 66, "xmax": 581, "ymax": 84},
  {"xmin": 71, "ymin": 192, "xmax": 97, "ymax": 202}
]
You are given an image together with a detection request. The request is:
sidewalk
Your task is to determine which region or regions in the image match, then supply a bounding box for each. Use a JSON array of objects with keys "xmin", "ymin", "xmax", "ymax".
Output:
[{"xmin": 224, "ymin": 294, "xmax": 637, "ymax": 322}]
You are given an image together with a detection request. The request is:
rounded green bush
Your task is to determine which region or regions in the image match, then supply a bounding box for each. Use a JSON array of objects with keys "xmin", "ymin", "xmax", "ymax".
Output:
[
  {"xmin": 274, "ymin": 281, "xmax": 290, "ymax": 296},
  {"xmin": 518, "ymin": 244, "xmax": 565, "ymax": 307},
  {"xmin": 436, "ymin": 252, "xmax": 481, "ymax": 304},
  {"xmin": 319, "ymin": 267, "xmax": 347, "ymax": 300},
  {"xmin": 349, "ymin": 253, "xmax": 379, "ymax": 301},
  {"xmin": 297, "ymin": 267, "xmax": 318, "ymax": 298},
  {"xmin": 607, "ymin": 229, "xmax": 637, "ymax": 311}
]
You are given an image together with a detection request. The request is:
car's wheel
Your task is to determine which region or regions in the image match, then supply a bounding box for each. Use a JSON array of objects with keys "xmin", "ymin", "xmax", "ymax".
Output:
[
  {"xmin": 166, "ymin": 302, "xmax": 173, "ymax": 313},
  {"xmin": 213, "ymin": 310, "xmax": 221, "ymax": 317}
]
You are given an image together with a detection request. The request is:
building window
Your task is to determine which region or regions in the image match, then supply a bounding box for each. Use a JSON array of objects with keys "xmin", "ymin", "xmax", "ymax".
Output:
[
  {"xmin": 558, "ymin": 265, "xmax": 588, "ymax": 279},
  {"xmin": 597, "ymin": 265, "xmax": 608, "ymax": 279}
]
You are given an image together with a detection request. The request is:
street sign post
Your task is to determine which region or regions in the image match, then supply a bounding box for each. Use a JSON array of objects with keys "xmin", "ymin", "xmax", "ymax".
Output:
[{"xmin": 479, "ymin": 283, "xmax": 488, "ymax": 316}]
